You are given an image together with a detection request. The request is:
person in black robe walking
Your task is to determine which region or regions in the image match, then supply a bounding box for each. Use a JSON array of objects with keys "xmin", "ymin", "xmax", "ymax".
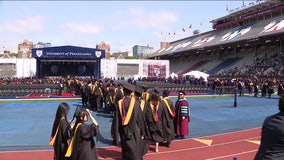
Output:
[
  {"xmin": 111, "ymin": 83, "xmax": 124, "ymax": 146},
  {"xmin": 161, "ymin": 90, "xmax": 175, "ymax": 147},
  {"xmin": 116, "ymin": 84, "xmax": 145, "ymax": 160},
  {"xmin": 146, "ymin": 93, "xmax": 165, "ymax": 152},
  {"xmin": 133, "ymin": 86, "xmax": 149, "ymax": 156}
]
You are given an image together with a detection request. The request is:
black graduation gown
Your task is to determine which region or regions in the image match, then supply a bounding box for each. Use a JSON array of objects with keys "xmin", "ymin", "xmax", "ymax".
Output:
[
  {"xmin": 70, "ymin": 124, "xmax": 99, "ymax": 160},
  {"xmin": 161, "ymin": 98, "xmax": 175, "ymax": 143},
  {"xmin": 118, "ymin": 97, "xmax": 145, "ymax": 160},
  {"xmin": 53, "ymin": 119, "xmax": 71, "ymax": 160},
  {"xmin": 111, "ymin": 88, "xmax": 124, "ymax": 146},
  {"xmin": 111, "ymin": 106, "xmax": 120, "ymax": 146},
  {"xmin": 138, "ymin": 99, "xmax": 149, "ymax": 156},
  {"xmin": 254, "ymin": 112, "xmax": 284, "ymax": 160},
  {"xmin": 145, "ymin": 101, "xmax": 165, "ymax": 143}
]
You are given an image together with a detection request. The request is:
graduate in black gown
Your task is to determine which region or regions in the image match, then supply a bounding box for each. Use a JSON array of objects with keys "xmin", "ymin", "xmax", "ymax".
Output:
[
  {"xmin": 145, "ymin": 93, "xmax": 165, "ymax": 153},
  {"xmin": 65, "ymin": 109, "xmax": 99, "ymax": 160},
  {"xmin": 116, "ymin": 84, "xmax": 146, "ymax": 160},
  {"xmin": 161, "ymin": 90, "xmax": 175, "ymax": 147},
  {"xmin": 111, "ymin": 83, "xmax": 124, "ymax": 146},
  {"xmin": 49, "ymin": 102, "xmax": 72, "ymax": 160},
  {"xmin": 133, "ymin": 86, "xmax": 149, "ymax": 156}
]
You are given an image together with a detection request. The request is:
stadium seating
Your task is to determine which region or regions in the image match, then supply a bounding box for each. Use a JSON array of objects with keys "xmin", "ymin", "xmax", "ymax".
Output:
[
  {"xmin": 208, "ymin": 57, "xmax": 243, "ymax": 74},
  {"xmin": 0, "ymin": 83, "xmax": 59, "ymax": 96}
]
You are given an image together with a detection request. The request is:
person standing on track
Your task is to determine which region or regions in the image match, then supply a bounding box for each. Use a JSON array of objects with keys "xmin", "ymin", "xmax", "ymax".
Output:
[
  {"xmin": 254, "ymin": 95, "xmax": 284, "ymax": 160},
  {"xmin": 174, "ymin": 90, "xmax": 190, "ymax": 139}
]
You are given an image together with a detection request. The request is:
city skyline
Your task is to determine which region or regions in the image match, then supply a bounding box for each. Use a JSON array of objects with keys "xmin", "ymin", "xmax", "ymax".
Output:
[{"xmin": 0, "ymin": 1, "xmax": 254, "ymax": 54}]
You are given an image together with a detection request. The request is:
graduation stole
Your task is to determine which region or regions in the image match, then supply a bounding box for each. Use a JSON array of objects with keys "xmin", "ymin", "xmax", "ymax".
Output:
[
  {"xmin": 140, "ymin": 100, "xmax": 145, "ymax": 111},
  {"xmin": 150, "ymin": 101, "xmax": 160, "ymax": 122},
  {"xmin": 49, "ymin": 117, "xmax": 65, "ymax": 146},
  {"xmin": 145, "ymin": 92, "xmax": 150, "ymax": 102},
  {"xmin": 110, "ymin": 96, "xmax": 115, "ymax": 104},
  {"xmin": 65, "ymin": 123, "xmax": 82, "ymax": 157},
  {"xmin": 162, "ymin": 98, "xmax": 175, "ymax": 117},
  {"xmin": 118, "ymin": 97, "xmax": 135, "ymax": 125},
  {"xmin": 98, "ymin": 87, "xmax": 103, "ymax": 97},
  {"xmin": 91, "ymin": 84, "xmax": 95, "ymax": 94},
  {"xmin": 142, "ymin": 92, "xmax": 150, "ymax": 102}
]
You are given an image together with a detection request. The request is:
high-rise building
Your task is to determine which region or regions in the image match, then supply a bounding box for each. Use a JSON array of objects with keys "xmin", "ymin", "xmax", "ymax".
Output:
[
  {"xmin": 18, "ymin": 39, "xmax": 33, "ymax": 58},
  {"xmin": 132, "ymin": 45, "xmax": 153, "ymax": 58}
]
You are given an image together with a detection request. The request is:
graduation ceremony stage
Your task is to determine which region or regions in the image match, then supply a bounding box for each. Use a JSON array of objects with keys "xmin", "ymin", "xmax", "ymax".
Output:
[
  {"xmin": 32, "ymin": 45, "xmax": 105, "ymax": 78},
  {"xmin": 0, "ymin": 95, "xmax": 279, "ymax": 159}
]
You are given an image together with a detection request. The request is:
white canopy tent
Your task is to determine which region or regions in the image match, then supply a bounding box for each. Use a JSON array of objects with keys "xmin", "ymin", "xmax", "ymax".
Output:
[
  {"xmin": 170, "ymin": 72, "xmax": 178, "ymax": 78},
  {"xmin": 182, "ymin": 70, "xmax": 210, "ymax": 81}
]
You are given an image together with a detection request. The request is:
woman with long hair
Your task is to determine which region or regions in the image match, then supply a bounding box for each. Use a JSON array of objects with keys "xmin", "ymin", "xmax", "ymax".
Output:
[{"xmin": 49, "ymin": 102, "xmax": 71, "ymax": 160}]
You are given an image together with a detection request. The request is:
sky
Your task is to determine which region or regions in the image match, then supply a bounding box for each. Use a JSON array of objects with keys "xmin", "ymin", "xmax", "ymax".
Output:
[{"xmin": 0, "ymin": 1, "xmax": 255, "ymax": 55}]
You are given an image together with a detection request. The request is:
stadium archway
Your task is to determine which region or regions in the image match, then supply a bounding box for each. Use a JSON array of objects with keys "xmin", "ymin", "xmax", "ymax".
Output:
[{"xmin": 32, "ymin": 45, "xmax": 105, "ymax": 78}]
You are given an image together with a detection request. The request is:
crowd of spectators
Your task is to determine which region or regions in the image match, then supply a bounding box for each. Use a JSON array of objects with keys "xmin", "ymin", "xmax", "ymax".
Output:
[
  {"xmin": 218, "ymin": 51, "xmax": 284, "ymax": 77},
  {"xmin": 0, "ymin": 50, "xmax": 283, "ymax": 96}
]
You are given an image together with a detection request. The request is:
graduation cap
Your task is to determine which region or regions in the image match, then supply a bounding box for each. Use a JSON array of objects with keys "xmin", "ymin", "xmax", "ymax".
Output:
[
  {"xmin": 134, "ymin": 85, "xmax": 144, "ymax": 97},
  {"xmin": 162, "ymin": 90, "xmax": 170, "ymax": 97},
  {"xmin": 123, "ymin": 83, "xmax": 135, "ymax": 95},
  {"xmin": 142, "ymin": 86, "xmax": 149, "ymax": 91},
  {"xmin": 154, "ymin": 87, "xmax": 162, "ymax": 94}
]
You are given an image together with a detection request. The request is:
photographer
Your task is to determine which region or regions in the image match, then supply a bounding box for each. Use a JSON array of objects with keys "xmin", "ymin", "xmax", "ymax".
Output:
[{"xmin": 65, "ymin": 108, "xmax": 99, "ymax": 160}]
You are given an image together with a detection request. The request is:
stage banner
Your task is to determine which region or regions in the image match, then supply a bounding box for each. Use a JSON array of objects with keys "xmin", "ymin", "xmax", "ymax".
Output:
[{"xmin": 32, "ymin": 45, "xmax": 105, "ymax": 59}]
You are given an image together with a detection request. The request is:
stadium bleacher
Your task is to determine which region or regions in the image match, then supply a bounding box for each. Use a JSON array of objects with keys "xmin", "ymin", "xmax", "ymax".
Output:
[{"xmin": 149, "ymin": 1, "xmax": 284, "ymax": 78}]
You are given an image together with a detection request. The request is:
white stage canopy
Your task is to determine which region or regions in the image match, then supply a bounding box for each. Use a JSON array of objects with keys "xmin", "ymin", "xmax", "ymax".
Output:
[{"xmin": 183, "ymin": 70, "xmax": 209, "ymax": 81}]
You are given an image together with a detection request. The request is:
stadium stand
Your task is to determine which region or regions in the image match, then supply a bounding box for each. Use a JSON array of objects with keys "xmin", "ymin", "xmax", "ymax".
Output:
[
  {"xmin": 149, "ymin": 0, "xmax": 284, "ymax": 80},
  {"xmin": 208, "ymin": 57, "xmax": 243, "ymax": 74},
  {"xmin": 179, "ymin": 60, "xmax": 208, "ymax": 75}
]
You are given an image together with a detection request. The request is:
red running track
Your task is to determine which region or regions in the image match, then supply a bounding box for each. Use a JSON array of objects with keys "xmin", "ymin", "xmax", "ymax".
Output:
[{"xmin": 0, "ymin": 128, "xmax": 261, "ymax": 160}]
